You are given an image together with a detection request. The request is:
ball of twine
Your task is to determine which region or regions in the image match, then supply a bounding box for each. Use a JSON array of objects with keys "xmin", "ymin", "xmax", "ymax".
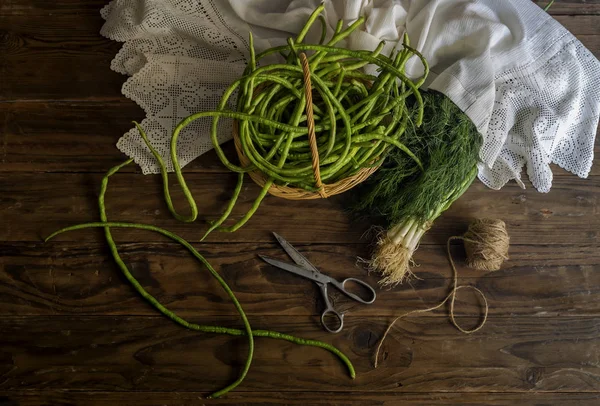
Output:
[{"xmin": 463, "ymin": 218, "xmax": 509, "ymax": 271}]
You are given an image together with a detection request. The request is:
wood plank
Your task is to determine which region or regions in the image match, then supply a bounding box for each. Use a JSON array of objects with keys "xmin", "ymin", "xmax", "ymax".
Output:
[
  {"xmin": 3, "ymin": 1, "xmax": 595, "ymax": 16},
  {"xmin": 542, "ymin": 1, "xmax": 600, "ymax": 16},
  {"xmin": 1, "ymin": 101, "xmax": 598, "ymax": 175},
  {"xmin": 1, "ymin": 390, "xmax": 599, "ymax": 406},
  {"xmin": 0, "ymin": 5, "xmax": 598, "ymax": 101},
  {"xmin": 0, "ymin": 0, "xmax": 108, "ymax": 15},
  {"xmin": 0, "ymin": 1, "xmax": 122, "ymax": 101},
  {"xmin": 0, "ymin": 44, "xmax": 124, "ymax": 103},
  {"xmin": 1, "ymin": 1, "xmax": 598, "ymax": 404},
  {"xmin": 557, "ymin": 34, "xmax": 600, "ymax": 57},
  {"xmin": 1, "ymin": 241, "xmax": 599, "ymax": 318},
  {"xmin": 1, "ymin": 0, "xmax": 597, "ymax": 16},
  {"xmin": 554, "ymin": 16, "xmax": 600, "ymax": 34},
  {"xmin": 0, "ymin": 315, "xmax": 598, "ymax": 393},
  {"xmin": 1, "ymin": 172, "xmax": 598, "ymax": 244},
  {"xmin": 0, "ymin": 101, "xmax": 230, "ymax": 173}
]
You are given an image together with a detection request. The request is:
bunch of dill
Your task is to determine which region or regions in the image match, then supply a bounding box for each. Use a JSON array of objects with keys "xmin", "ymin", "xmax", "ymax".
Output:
[{"xmin": 351, "ymin": 90, "xmax": 482, "ymax": 285}]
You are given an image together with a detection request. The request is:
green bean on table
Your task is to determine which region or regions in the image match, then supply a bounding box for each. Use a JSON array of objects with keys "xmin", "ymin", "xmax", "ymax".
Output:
[{"xmin": 46, "ymin": 159, "xmax": 355, "ymax": 399}]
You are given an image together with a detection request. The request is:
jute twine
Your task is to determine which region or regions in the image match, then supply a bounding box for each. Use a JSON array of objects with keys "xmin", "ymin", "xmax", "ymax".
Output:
[
  {"xmin": 463, "ymin": 219, "xmax": 509, "ymax": 271},
  {"xmin": 232, "ymin": 53, "xmax": 381, "ymax": 200},
  {"xmin": 374, "ymin": 218, "xmax": 510, "ymax": 368}
]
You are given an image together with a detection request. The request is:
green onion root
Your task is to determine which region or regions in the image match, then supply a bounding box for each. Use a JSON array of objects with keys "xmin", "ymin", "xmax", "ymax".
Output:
[{"xmin": 370, "ymin": 217, "xmax": 428, "ymax": 286}]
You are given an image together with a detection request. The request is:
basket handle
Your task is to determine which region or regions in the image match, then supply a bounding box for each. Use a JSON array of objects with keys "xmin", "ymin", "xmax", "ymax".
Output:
[{"xmin": 300, "ymin": 53, "xmax": 327, "ymax": 198}]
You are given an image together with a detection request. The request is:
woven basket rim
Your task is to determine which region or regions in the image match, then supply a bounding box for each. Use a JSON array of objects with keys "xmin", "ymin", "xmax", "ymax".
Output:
[{"xmin": 232, "ymin": 121, "xmax": 380, "ymax": 200}]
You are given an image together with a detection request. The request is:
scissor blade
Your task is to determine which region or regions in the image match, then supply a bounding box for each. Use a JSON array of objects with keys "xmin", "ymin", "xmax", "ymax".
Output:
[
  {"xmin": 272, "ymin": 232, "xmax": 320, "ymax": 273},
  {"xmin": 259, "ymin": 255, "xmax": 329, "ymax": 284}
]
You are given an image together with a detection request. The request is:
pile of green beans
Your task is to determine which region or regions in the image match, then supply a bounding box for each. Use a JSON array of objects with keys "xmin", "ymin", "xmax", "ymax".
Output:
[{"xmin": 137, "ymin": 3, "xmax": 429, "ymax": 237}]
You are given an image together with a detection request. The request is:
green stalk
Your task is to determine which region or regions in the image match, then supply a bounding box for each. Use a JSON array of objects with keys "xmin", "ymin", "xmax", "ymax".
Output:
[{"xmin": 375, "ymin": 167, "xmax": 478, "ymax": 286}]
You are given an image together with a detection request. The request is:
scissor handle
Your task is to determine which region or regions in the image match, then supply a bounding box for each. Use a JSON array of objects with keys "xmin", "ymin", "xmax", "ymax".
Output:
[
  {"xmin": 321, "ymin": 308, "xmax": 344, "ymax": 334},
  {"xmin": 333, "ymin": 277, "xmax": 377, "ymax": 304},
  {"xmin": 318, "ymin": 283, "xmax": 344, "ymax": 333}
]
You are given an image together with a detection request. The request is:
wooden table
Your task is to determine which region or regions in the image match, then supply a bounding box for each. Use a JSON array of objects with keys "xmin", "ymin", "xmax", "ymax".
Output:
[{"xmin": 1, "ymin": 1, "xmax": 599, "ymax": 404}]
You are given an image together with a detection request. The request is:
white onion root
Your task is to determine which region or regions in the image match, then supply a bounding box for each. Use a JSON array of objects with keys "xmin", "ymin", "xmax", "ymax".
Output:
[{"xmin": 369, "ymin": 218, "xmax": 428, "ymax": 286}]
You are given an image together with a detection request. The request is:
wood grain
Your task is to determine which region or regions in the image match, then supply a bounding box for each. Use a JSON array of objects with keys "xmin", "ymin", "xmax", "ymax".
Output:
[
  {"xmin": 0, "ymin": 0, "xmax": 110, "ymax": 15},
  {"xmin": 1, "ymin": 1, "xmax": 600, "ymax": 404},
  {"xmin": 534, "ymin": 0, "xmax": 600, "ymax": 15},
  {"xmin": 1, "ymin": 171, "xmax": 598, "ymax": 244},
  {"xmin": 1, "ymin": 242, "xmax": 599, "ymax": 318},
  {"xmin": 0, "ymin": 101, "xmax": 234, "ymax": 173},
  {"xmin": 0, "ymin": 315, "xmax": 598, "ymax": 393},
  {"xmin": 0, "ymin": 1, "xmax": 122, "ymax": 101},
  {"xmin": 0, "ymin": 391, "xmax": 599, "ymax": 406},
  {"xmin": 0, "ymin": 0, "xmax": 596, "ymax": 16}
]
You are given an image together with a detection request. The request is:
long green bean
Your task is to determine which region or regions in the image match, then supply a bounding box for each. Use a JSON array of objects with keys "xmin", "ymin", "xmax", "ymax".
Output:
[{"xmin": 46, "ymin": 159, "xmax": 356, "ymax": 398}]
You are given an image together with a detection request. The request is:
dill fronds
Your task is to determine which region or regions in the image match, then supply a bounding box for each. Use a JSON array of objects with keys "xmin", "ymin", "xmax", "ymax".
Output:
[{"xmin": 352, "ymin": 90, "xmax": 482, "ymax": 285}]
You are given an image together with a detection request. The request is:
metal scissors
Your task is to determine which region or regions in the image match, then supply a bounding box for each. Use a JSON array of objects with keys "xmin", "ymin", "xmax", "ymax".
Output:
[{"xmin": 259, "ymin": 232, "xmax": 376, "ymax": 333}]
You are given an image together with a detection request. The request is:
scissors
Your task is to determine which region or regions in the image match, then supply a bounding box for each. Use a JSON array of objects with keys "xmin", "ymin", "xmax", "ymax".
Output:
[{"xmin": 259, "ymin": 232, "xmax": 377, "ymax": 333}]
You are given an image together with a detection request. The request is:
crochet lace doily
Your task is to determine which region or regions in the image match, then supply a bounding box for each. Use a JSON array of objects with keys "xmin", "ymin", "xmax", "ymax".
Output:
[
  {"xmin": 100, "ymin": 0, "xmax": 250, "ymax": 172},
  {"xmin": 100, "ymin": 0, "xmax": 599, "ymax": 192},
  {"xmin": 476, "ymin": 37, "xmax": 599, "ymax": 192}
]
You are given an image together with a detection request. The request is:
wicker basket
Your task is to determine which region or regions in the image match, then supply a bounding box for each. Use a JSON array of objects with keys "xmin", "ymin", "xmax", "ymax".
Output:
[{"xmin": 232, "ymin": 53, "xmax": 381, "ymax": 201}]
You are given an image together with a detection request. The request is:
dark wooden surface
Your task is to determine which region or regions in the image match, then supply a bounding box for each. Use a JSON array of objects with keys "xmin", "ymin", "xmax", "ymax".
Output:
[{"xmin": 1, "ymin": 1, "xmax": 599, "ymax": 404}]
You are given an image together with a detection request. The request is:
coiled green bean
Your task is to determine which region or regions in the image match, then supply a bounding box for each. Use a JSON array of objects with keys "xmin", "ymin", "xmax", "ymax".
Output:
[{"xmin": 136, "ymin": 3, "xmax": 429, "ymax": 236}]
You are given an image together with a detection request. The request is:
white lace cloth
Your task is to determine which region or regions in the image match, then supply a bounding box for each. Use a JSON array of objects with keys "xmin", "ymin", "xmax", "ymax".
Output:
[{"xmin": 101, "ymin": 0, "xmax": 600, "ymax": 192}]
